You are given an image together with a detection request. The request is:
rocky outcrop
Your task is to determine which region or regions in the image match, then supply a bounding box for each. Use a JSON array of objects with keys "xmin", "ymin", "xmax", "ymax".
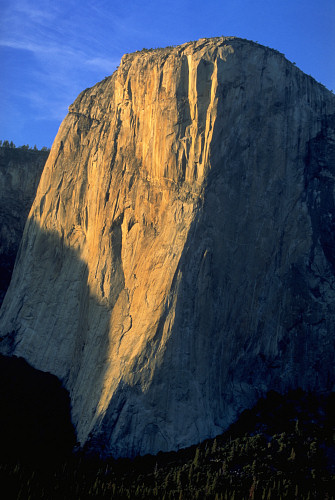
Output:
[
  {"xmin": 0, "ymin": 148, "xmax": 48, "ymax": 306},
  {"xmin": 1, "ymin": 37, "xmax": 334, "ymax": 457}
]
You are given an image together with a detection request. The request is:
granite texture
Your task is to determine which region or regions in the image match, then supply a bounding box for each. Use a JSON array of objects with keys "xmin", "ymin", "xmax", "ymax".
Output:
[
  {"xmin": 1, "ymin": 37, "xmax": 334, "ymax": 457},
  {"xmin": 0, "ymin": 148, "xmax": 47, "ymax": 306}
]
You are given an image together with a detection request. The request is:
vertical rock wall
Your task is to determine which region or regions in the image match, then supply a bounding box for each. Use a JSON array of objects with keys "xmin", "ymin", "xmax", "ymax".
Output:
[
  {"xmin": 0, "ymin": 148, "xmax": 48, "ymax": 306},
  {"xmin": 0, "ymin": 37, "xmax": 334, "ymax": 457}
]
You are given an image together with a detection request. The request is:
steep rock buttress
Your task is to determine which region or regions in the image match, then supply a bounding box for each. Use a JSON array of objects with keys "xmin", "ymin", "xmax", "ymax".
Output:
[
  {"xmin": 0, "ymin": 148, "xmax": 48, "ymax": 306},
  {"xmin": 1, "ymin": 37, "xmax": 335, "ymax": 457}
]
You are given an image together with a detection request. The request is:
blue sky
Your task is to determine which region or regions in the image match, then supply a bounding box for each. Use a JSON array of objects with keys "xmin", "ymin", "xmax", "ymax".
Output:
[{"xmin": 1, "ymin": 0, "xmax": 334, "ymax": 148}]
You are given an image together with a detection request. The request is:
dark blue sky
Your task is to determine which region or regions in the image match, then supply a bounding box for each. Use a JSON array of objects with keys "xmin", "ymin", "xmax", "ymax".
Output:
[{"xmin": 1, "ymin": 0, "xmax": 334, "ymax": 148}]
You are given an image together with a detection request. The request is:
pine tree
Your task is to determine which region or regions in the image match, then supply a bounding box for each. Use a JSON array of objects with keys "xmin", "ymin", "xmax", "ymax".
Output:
[
  {"xmin": 188, "ymin": 464, "xmax": 194, "ymax": 482},
  {"xmin": 193, "ymin": 447, "xmax": 200, "ymax": 468}
]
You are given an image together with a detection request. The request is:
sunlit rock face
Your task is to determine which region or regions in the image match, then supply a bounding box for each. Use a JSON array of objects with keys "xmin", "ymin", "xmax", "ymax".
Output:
[
  {"xmin": 0, "ymin": 148, "xmax": 48, "ymax": 306},
  {"xmin": 1, "ymin": 37, "xmax": 335, "ymax": 457}
]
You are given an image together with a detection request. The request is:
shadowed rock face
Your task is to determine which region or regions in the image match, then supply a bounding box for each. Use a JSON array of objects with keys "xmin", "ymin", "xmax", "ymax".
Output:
[
  {"xmin": 0, "ymin": 148, "xmax": 48, "ymax": 306},
  {"xmin": 0, "ymin": 37, "xmax": 335, "ymax": 458}
]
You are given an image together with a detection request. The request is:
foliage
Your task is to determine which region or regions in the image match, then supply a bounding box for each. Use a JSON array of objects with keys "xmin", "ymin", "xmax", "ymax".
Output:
[
  {"xmin": 0, "ymin": 140, "xmax": 50, "ymax": 151},
  {"xmin": 1, "ymin": 390, "xmax": 334, "ymax": 499}
]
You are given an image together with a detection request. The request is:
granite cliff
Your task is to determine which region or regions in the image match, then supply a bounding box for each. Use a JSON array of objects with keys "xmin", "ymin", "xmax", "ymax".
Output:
[
  {"xmin": 1, "ymin": 37, "xmax": 334, "ymax": 457},
  {"xmin": 0, "ymin": 148, "xmax": 48, "ymax": 306}
]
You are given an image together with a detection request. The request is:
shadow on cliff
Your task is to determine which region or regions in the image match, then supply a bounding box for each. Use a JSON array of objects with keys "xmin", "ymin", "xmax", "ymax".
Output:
[
  {"xmin": 96, "ymin": 109, "xmax": 335, "ymax": 457},
  {"xmin": 157, "ymin": 111, "xmax": 335, "ymax": 444},
  {"xmin": 1, "ymin": 105, "xmax": 335, "ymax": 459},
  {"xmin": 0, "ymin": 218, "xmax": 119, "ymax": 460},
  {"xmin": 0, "ymin": 254, "xmax": 16, "ymax": 308},
  {"xmin": 0, "ymin": 147, "xmax": 48, "ymax": 308},
  {"xmin": 304, "ymin": 113, "xmax": 335, "ymax": 274}
]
